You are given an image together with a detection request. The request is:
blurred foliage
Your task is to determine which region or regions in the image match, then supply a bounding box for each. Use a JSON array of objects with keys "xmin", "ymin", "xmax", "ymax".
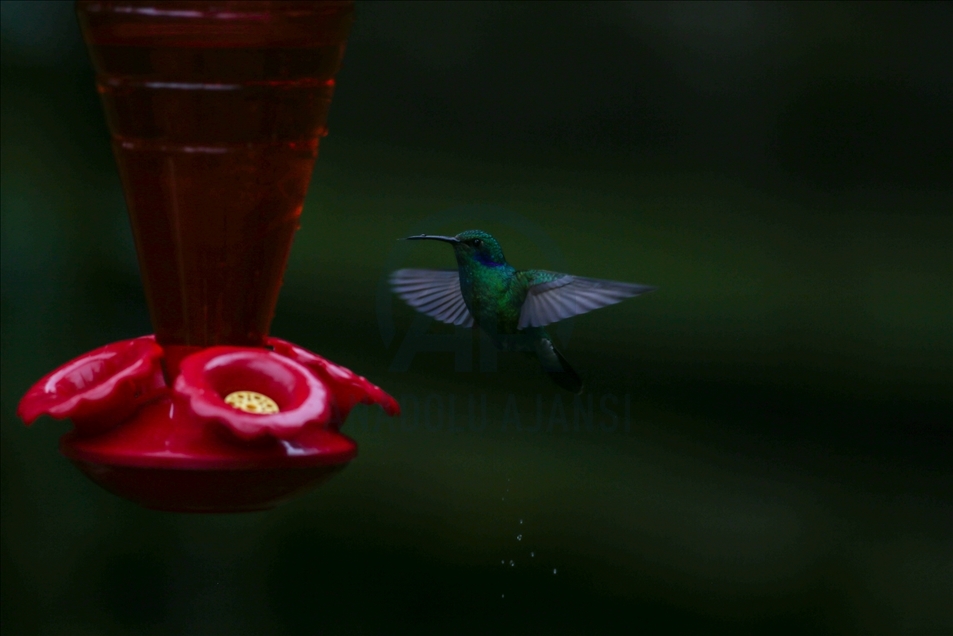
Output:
[{"xmin": 2, "ymin": 2, "xmax": 951, "ymax": 634}]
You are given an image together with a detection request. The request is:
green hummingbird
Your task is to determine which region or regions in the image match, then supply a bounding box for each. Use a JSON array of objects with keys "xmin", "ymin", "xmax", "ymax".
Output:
[{"xmin": 391, "ymin": 230, "xmax": 656, "ymax": 393}]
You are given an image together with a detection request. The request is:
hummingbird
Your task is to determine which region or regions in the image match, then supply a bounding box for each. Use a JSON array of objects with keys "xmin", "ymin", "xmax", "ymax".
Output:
[{"xmin": 390, "ymin": 230, "xmax": 656, "ymax": 393}]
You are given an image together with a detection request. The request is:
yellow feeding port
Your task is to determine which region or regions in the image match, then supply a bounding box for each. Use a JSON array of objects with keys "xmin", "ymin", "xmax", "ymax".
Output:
[{"xmin": 224, "ymin": 391, "xmax": 280, "ymax": 414}]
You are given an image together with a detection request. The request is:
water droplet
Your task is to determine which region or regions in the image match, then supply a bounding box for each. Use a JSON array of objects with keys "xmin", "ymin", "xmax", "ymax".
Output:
[
  {"xmin": 519, "ymin": 519, "xmax": 523, "ymax": 524},
  {"xmin": 509, "ymin": 560, "xmax": 515, "ymax": 567},
  {"xmin": 501, "ymin": 560, "xmax": 505, "ymax": 565},
  {"xmin": 530, "ymin": 552, "xmax": 535, "ymax": 557},
  {"xmin": 553, "ymin": 568, "xmax": 558, "ymax": 575},
  {"xmin": 501, "ymin": 594, "xmax": 505, "ymax": 598},
  {"xmin": 517, "ymin": 534, "xmax": 522, "ymax": 541}
]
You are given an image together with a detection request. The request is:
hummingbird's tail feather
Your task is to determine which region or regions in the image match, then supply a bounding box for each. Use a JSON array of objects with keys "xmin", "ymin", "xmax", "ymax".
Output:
[{"xmin": 536, "ymin": 338, "xmax": 583, "ymax": 394}]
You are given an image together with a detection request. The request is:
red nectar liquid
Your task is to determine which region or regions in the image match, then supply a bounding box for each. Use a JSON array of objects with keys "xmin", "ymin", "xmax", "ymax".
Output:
[{"xmin": 77, "ymin": 1, "xmax": 353, "ymax": 350}]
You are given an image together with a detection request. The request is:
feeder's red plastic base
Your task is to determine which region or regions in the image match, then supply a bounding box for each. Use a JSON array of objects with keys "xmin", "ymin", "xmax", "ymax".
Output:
[
  {"xmin": 57, "ymin": 395, "xmax": 358, "ymax": 512},
  {"xmin": 67, "ymin": 460, "xmax": 347, "ymax": 513},
  {"xmin": 58, "ymin": 398, "xmax": 357, "ymax": 513},
  {"xmin": 18, "ymin": 335, "xmax": 397, "ymax": 513}
]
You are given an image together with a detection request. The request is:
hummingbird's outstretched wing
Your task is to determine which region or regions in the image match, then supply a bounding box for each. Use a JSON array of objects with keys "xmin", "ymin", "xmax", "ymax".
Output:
[
  {"xmin": 518, "ymin": 271, "xmax": 656, "ymax": 329},
  {"xmin": 390, "ymin": 268, "xmax": 475, "ymax": 328}
]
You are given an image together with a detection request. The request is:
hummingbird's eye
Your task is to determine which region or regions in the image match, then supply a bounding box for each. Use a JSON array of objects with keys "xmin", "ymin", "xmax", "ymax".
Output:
[{"xmin": 473, "ymin": 239, "xmax": 482, "ymax": 247}]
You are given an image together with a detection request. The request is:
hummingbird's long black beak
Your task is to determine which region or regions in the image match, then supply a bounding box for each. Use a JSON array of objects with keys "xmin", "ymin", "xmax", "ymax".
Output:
[{"xmin": 401, "ymin": 234, "xmax": 460, "ymax": 244}]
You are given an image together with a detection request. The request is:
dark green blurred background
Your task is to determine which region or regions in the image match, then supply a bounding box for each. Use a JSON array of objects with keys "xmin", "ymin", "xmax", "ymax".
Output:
[{"xmin": 2, "ymin": 2, "xmax": 951, "ymax": 634}]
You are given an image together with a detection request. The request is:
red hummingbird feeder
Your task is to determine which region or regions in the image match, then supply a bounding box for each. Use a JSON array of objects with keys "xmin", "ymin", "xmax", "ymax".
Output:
[{"xmin": 16, "ymin": 0, "xmax": 398, "ymax": 512}]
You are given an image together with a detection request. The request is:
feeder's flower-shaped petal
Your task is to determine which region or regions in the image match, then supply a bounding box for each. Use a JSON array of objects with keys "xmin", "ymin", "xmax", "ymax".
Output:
[
  {"xmin": 16, "ymin": 336, "xmax": 165, "ymax": 435},
  {"xmin": 173, "ymin": 347, "xmax": 332, "ymax": 442},
  {"xmin": 267, "ymin": 337, "xmax": 400, "ymax": 419}
]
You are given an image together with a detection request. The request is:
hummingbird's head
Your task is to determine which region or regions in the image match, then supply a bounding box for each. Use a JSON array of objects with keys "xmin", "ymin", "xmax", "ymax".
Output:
[
  {"xmin": 452, "ymin": 230, "xmax": 506, "ymax": 267},
  {"xmin": 403, "ymin": 230, "xmax": 507, "ymax": 267}
]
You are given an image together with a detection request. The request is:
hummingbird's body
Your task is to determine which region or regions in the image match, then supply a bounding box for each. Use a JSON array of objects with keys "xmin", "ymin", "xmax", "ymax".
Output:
[
  {"xmin": 391, "ymin": 230, "xmax": 656, "ymax": 393},
  {"xmin": 455, "ymin": 253, "xmax": 523, "ymax": 343}
]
